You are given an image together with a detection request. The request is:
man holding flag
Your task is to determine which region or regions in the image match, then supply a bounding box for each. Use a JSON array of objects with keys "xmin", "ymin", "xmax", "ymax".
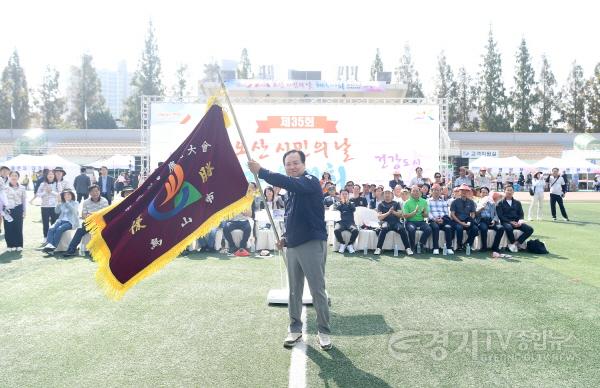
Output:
[{"xmin": 248, "ymin": 150, "xmax": 332, "ymax": 351}]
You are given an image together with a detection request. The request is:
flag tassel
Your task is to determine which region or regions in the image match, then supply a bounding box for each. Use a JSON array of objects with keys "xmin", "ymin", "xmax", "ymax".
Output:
[{"xmin": 85, "ymin": 193, "xmax": 255, "ymax": 300}]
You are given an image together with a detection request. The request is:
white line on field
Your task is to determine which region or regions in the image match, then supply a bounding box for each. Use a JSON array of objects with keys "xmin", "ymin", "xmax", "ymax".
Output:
[{"xmin": 288, "ymin": 305, "xmax": 307, "ymax": 388}]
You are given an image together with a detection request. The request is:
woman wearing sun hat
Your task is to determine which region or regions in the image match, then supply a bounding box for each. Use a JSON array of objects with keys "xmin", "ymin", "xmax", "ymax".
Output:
[{"xmin": 43, "ymin": 189, "xmax": 79, "ymax": 254}]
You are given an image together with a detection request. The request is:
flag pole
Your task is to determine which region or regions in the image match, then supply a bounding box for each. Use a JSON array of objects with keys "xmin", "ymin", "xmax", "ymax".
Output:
[{"xmin": 215, "ymin": 72, "xmax": 284, "ymax": 253}]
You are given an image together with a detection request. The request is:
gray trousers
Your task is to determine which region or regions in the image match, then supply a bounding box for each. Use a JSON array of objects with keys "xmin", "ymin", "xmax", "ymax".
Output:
[{"xmin": 286, "ymin": 239, "xmax": 330, "ymax": 334}]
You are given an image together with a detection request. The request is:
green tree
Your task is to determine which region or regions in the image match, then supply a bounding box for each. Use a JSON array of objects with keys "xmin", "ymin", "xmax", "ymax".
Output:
[
  {"xmin": 87, "ymin": 110, "xmax": 116, "ymax": 129},
  {"xmin": 585, "ymin": 63, "xmax": 600, "ymax": 132},
  {"xmin": 34, "ymin": 66, "xmax": 65, "ymax": 129},
  {"xmin": 173, "ymin": 63, "xmax": 189, "ymax": 98},
  {"xmin": 479, "ymin": 28, "xmax": 509, "ymax": 131},
  {"xmin": 394, "ymin": 43, "xmax": 424, "ymax": 98},
  {"xmin": 455, "ymin": 67, "xmax": 478, "ymax": 131},
  {"xmin": 67, "ymin": 53, "xmax": 114, "ymax": 128},
  {"xmin": 510, "ymin": 38, "xmax": 536, "ymax": 132},
  {"xmin": 435, "ymin": 51, "xmax": 458, "ymax": 129},
  {"xmin": 533, "ymin": 55, "xmax": 558, "ymax": 132},
  {"xmin": 0, "ymin": 49, "xmax": 30, "ymax": 128},
  {"xmin": 237, "ymin": 48, "xmax": 252, "ymax": 79},
  {"xmin": 370, "ymin": 48, "xmax": 383, "ymax": 81},
  {"xmin": 123, "ymin": 20, "xmax": 164, "ymax": 128},
  {"xmin": 559, "ymin": 61, "xmax": 587, "ymax": 132},
  {"xmin": 202, "ymin": 62, "xmax": 220, "ymax": 82}
]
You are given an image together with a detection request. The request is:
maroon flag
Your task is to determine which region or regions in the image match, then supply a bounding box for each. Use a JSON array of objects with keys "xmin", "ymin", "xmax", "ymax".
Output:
[{"xmin": 87, "ymin": 104, "xmax": 253, "ymax": 299}]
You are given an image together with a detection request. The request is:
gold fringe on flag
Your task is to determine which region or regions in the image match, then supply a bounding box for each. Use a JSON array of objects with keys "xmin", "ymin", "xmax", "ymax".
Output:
[
  {"xmin": 205, "ymin": 95, "xmax": 231, "ymax": 128},
  {"xmin": 85, "ymin": 193, "xmax": 254, "ymax": 300}
]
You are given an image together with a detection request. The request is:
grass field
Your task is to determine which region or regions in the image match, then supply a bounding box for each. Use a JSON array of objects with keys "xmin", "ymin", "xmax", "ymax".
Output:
[{"xmin": 1, "ymin": 202, "xmax": 599, "ymax": 387}]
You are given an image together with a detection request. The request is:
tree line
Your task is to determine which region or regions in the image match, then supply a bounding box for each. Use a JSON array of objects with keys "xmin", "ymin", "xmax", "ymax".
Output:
[{"xmin": 0, "ymin": 24, "xmax": 599, "ymax": 132}]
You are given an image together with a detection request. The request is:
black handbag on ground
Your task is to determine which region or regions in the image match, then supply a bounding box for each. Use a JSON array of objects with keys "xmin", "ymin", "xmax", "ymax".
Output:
[{"xmin": 526, "ymin": 239, "xmax": 549, "ymax": 254}]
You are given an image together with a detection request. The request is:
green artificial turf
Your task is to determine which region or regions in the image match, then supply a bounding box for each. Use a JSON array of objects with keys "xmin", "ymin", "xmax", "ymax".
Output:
[{"xmin": 1, "ymin": 202, "xmax": 599, "ymax": 387}]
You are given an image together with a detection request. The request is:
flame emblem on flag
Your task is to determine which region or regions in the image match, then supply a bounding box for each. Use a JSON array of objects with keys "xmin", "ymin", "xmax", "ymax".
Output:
[{"xmin": 148, "ymin": 164, "xmax": 202, "ymax": 221}]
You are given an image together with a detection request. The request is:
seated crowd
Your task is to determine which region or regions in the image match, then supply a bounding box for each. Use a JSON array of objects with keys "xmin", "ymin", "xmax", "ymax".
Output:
[
  {"xmin": 0, "ymin": 164, "xmax": 135, "ymax": 255},
  {"xmin": 321, "ymin": 166, "xmax": 535, "ymax": 257},
  {"xmin": 1, "ymin": 163, "xmax": 536, "ymax": 259},
  {"xmin": 191, "ymin": 166, "xmax": 537, "ymax": 258}
]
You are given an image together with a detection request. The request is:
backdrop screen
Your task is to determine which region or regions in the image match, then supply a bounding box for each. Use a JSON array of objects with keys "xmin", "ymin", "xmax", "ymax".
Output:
[{"xmin": 150, "ymin": 102, "xmax": 440, "ymax": 185}]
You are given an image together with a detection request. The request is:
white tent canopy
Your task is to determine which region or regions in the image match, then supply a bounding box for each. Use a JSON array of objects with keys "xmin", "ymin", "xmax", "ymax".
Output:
[
  {"xmin": 533, "ymin": 156, "xmax": 599, "ymax": 172},
  {"xmin": 469, "ymin": 156, "xmax": 532, "ymax": 171},
  {"xmin": 3, "ymin": 154, "xmax": 81, "ymax": 179},
  {"xmin": 89, "ymin": 155, "xmax": 134, "ymax": 170}
]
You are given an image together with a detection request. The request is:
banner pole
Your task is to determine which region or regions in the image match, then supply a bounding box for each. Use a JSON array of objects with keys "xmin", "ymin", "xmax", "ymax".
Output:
[{"xmin": 215, "ymin": 72, "xmax": 285, "ymax": 261}]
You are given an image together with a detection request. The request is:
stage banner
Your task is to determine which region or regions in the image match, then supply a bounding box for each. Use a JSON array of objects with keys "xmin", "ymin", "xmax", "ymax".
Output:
[{"xmin": 150, "ymin": 103, "xmax": 440, "ymax": 186}]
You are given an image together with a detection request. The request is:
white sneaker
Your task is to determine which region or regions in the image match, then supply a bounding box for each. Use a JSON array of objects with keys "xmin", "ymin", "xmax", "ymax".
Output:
[
  {"xmin": 338, "ymin": 244, "xmax": 346, "ymax": 254},
  {"xmin": 447, "ymin": 249, "xmax": 454, "ymax": 255},
  {"xmin": 374, "ymin": 248, "xmax": 381, "ymax": 255},
  {"xmin": 16, "ymin": 247, "xmax": 23, "ymax": 251},
  {"xmin": 406, "ymin": 248, "xmax": 414, "ymax": 255},
  {"xmin": 317, "ymin": 332, "xmax": 332, "ymax": 350},
  {"xmin": 433, "ymin": 249, "xmax": 440, "ymax": 255},
  {"xmin": 44, "ymin": 243, "xmax": 56, "ymax": 250},
  {"xmin": 508, "ymin": 244, "xmax": 518, "ymax": 253},
  {"xmin": 347, "ymin": 244, "xmax": 355, "ymax": 253},
  {"xmin": 283, "ymin": 332, "xmax": 302, "ymax": 348}
]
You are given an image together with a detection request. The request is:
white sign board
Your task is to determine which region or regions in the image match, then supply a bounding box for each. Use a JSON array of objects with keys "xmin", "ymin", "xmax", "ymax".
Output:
[
  {"xmin": 150, "ymin": 103, "xmax": 440, "ymax": 185},
  {"xmin": 462, "ymin": 150, "xmax": 499, "ymax": 158}
]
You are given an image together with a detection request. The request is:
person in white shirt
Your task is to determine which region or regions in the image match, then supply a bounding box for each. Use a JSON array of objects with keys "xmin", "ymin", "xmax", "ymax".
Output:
[
  {"xmin": 528, "ymin": 171, "xmax": 545, "ymax": 221},
  {"xmin": 547, "ymin": 167, "xmax": 569, "ymax": 221},
  {"xmin": 409, "ymin": 167, "xmax": 429, "ymax": 187},
  {"xmin": 392, "ymin": 185, "xmax": 403, "ymax": 203},
  {"xmin": 4, "ymin": 171, "xmax": 26, "ymax": 251},
  {"xmin": 474, "ymin": 167, "xmax": 492, "ymax": 189}
]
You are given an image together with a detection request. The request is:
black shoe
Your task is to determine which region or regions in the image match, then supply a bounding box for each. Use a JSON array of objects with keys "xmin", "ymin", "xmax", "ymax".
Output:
[{"xmin": 62, "ymin": 251, "xmax": 77, "ymax": 257}]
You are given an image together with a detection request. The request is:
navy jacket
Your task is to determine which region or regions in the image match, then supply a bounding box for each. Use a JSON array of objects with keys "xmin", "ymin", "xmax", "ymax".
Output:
[
  {"xmin": 496, "ymin": 198, "xmax": 524, "ymax": 223},
  {"xmin": 334, "ymin": 201, "xmax": 356, "ymax": 226},
  {"xmin": 98, "ymin": 175, "xmax": 115, "ymax": 197},
  {"xmin": 258, "ymin": 168, "xmax": 327, "ymax": 248}
]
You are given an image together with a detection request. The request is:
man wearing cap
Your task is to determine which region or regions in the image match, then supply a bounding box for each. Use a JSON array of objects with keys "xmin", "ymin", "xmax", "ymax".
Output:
[
  {"xmin": 389, "ymin": 171, "xmax": 405, "ymax": 190},
  {"xmin": 428, "ymin": 183, "xmax": 454, "ymax": 255},
  {"xmin": 97, "ymin": 166, "xmax": 115, "ymax": 205},
  {"xmin": 453, "ymin": 167, "xmax": 471, "ymax": 188},
  {"xmin": 450, "ymin": 184, "xmax": 479, "ymax": 251},
  {"xmin": 474, "ymin": 167, "xmax": 492, "ymax": 189},
  {"xmin": 374, "ymin": 188, "xmax": 411, "ymax": 255},
  {"xmin": 403, "ymin": 185, "xmax": 432, "ymax": 253}
]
